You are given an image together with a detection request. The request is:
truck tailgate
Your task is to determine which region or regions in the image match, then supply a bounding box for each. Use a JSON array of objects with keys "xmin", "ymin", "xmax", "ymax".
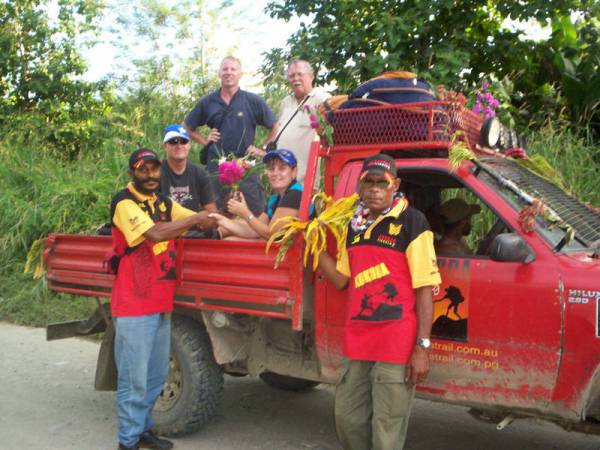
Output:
[{"xmin": 44, "ymin": 234, "xmax": 305, "ymax": 330}]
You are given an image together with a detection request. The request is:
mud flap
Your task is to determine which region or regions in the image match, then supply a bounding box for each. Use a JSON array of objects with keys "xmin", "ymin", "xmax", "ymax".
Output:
[{"xmin": 95, "ymin": 321, "xmax": 118, "ymax": 391}]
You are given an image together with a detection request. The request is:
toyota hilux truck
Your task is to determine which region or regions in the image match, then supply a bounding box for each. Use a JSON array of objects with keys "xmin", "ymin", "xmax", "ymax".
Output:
[{"xmin": 43, "ymin": 100, "xmax": 600, "ymax": 437}]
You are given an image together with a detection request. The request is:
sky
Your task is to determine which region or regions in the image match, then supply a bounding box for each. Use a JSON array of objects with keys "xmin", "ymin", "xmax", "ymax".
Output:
[{"xmin": 83, "ymin": 0, "xmax": 302, "ymax": 89}]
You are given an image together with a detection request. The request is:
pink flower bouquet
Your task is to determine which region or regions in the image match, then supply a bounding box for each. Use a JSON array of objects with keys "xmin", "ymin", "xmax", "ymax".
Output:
[{"xmin": 216, "ymin": 155, "xmax": 261, "ymax": 192}]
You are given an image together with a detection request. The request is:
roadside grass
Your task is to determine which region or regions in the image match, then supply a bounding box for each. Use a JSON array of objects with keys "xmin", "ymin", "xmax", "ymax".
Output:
[{"xmin": 526, "ymin": 124, "xmax": 600, "ymax": 206}]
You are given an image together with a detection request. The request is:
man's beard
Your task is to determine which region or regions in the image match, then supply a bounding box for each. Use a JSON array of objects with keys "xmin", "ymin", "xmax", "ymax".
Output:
[{"xmin": 134, "ymin": 177, "xmax": 160, "ymax": 194}]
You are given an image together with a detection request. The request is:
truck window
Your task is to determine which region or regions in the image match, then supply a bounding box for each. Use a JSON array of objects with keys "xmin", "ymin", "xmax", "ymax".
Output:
[{"xmin": 399, "ymin": 169, "xmax": 508, "ymax": 258}]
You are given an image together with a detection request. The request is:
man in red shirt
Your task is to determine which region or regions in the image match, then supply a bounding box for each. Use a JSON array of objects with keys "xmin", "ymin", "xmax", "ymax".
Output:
[
  {"xmin": 110, "ymin": 148, "xmax": 213, "ymax": 450},
  {"xmin": 318, "ymin": 154, "xmax": 440, "ymax": 450}
]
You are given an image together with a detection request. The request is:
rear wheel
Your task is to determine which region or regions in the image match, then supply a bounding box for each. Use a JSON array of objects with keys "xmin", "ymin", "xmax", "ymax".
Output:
[
  {"xmin": 259, "ymin": 371, "xmax": 320, "ymax": 391},
  {"xmin": 153, "ymin": 315, "xmax": 223, "ymax": 437}
]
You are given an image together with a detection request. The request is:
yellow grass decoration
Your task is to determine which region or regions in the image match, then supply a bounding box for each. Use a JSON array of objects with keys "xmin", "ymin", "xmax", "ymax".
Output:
[{"xmin": 266, "ymin": 193, "xmax": 359, "ymax": 270}]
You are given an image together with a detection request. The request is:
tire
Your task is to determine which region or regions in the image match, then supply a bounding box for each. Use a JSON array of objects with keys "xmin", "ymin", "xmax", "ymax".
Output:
[
  {"xmin": 153, "ymin": 315, "xmax": 224, "ymax": 437},
  {"xmin": 259, "ymin": 371, "xmax": 320, "ymax": 391}
]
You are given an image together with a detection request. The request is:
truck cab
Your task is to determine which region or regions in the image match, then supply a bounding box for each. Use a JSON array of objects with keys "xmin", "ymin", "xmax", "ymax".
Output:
[{"xmin": 43, "ymin": 101, "xmax": 600, "ymax": 436}]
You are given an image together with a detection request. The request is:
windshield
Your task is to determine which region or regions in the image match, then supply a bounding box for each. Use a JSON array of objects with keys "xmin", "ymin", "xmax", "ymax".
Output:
[{"xmin": 477, "ymin": 157, "xmax": 600, "ymax": 251}]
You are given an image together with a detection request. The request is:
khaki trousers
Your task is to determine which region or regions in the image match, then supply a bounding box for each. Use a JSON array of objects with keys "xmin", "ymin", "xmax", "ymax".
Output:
[{"xmin": 335, "ymin": 360, "xmax": 415, "ymax": 450}]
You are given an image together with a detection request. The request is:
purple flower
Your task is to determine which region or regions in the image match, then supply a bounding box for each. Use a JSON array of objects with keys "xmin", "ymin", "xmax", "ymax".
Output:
[
  {"xmin": 483, "ymin": 106, "xmax": 495, "ymax": 118},
  {"xmin": 476, "ymin": 92, "xmax": 483, "ymax": 101},
  {"xmin": 309, "ymin": 114, "xmax": 319, "ymax": 129},
  {"xmin": 482, "ymin": 81, "xmax": 489, "ymax": 90},
  {"xmin": 491, "ymin": 98, "xmax": 500, "ymax": 108},
  {"xmin": 485, "ymin": 92, "xmax": 494, "ymax": 104},
  {"xmin": 304, "ymin": 105, "xmax": 312, "ymax": 113},
  {"xmin": 472, "ymin": 102, "xmax": 482, "ymax": 115}
]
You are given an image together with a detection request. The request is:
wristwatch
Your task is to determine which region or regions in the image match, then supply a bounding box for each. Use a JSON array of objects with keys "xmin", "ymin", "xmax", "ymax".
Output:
[{"xmin": 416, "ymin": 338, "xmax": 431, "ymax": 349}]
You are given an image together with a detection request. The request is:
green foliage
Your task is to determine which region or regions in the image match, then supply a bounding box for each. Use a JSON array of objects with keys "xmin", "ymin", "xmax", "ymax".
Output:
[
  {"xmin": 0, "ymin": 0, "xmax": 109, "ymax": 159},
  {"xmin": 264, "ymin": 0, "xmax": 600, "ymax": 141}
]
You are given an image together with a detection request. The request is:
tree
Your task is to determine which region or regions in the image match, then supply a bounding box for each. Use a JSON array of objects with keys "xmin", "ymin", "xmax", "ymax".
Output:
[
  {"xmin": 0, "ymin": 0, "xmax": 108, "ymax": 158},
  {"xmin": 263, "ymin": 0, "xmax": 600, "ymax": 139}
]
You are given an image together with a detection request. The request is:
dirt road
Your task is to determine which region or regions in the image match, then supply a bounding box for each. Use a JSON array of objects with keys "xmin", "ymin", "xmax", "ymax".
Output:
[{"xmin": 0, "ymin": 322, "xmax": 598, "ymax": 450}]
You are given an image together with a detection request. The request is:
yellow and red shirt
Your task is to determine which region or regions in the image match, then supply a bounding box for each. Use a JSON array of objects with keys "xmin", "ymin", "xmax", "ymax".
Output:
[
  {"xmin": 338, "ymin": 197, "xmax": 441, "ymax": 364},
  {"xmin": 110, "ymin": 183, "xmax": 195, "ymax": 317}
]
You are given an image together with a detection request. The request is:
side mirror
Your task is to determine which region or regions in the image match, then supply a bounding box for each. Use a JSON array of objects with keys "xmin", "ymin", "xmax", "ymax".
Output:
[{"xmin": 489, "ymin": 233, "xmax": 535, "ymax": 264}]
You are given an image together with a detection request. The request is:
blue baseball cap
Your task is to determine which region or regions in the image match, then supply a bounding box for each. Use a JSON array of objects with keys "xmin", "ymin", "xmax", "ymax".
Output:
[
  {"xmin": 263, "ymin": 148, "xmax": 297, "ymax": 168},
  {"xmin": 163, "ymin": 124, "xmax": 190, "ymax": 143}
]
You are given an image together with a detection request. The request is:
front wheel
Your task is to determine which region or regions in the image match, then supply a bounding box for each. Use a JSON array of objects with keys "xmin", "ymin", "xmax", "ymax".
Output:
[
  {"xmin": 259, "ymin": 371, "xmax": 320, "ymax": 391},
  {"xmin": 153, "ymin": 315, "xmax": 224, "ymax": 437}
]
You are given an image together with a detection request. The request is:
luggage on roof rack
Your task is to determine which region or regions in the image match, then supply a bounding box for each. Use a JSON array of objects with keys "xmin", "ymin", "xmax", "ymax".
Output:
[{"xmin": 328, "ymin": 101, "xmax": 483, "ymax": 152}]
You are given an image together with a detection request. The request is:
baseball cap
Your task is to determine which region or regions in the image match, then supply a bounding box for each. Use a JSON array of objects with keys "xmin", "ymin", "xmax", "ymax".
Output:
[
  {"xmin": 439, "ymin": 198, "xmax": 481, "ymax": 224},
  {"xmin": 129, "ymin": 148, "xmax": 161, "ymax": 170},
  {"xmin": 360, "ymin": 154, "xmax": 397, "ymax": 179},
  {"xmin": 163, "ymin": 124, "xmax": 190, "ymax": 143},
  {"xmin": 263, "ymin": 148, "xmax": 297, "ymax": 168}
]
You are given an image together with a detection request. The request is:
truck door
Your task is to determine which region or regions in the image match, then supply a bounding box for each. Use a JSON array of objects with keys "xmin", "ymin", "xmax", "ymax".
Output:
[{"xmin": 415, "ymin": 166, "xmax": 562, "ymax": 413}]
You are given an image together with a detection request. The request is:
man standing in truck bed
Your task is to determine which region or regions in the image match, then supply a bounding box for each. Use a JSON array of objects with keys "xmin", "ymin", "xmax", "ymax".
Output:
[
  {"xmin": 110, "ymin": 148, "xmax": 213, "ymax": 450},
  {"xmin": 318, "ymin": 154, "xmax": 440, "ymax": 450}
]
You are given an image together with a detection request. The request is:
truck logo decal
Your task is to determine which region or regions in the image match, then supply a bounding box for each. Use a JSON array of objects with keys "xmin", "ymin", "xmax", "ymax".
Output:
[{"xmin": 432, "ymin": 258, "xmax": 470, "ymax": 342}]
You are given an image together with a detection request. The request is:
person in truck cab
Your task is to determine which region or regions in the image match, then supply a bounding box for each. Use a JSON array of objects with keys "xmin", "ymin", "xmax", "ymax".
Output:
[
  {"xmin": 209, "ymin": 148, "xmax": 302, "ymax": 240},
  {"xmin": 435, "ymin": 198, "xmax": 481, "ymax": 255},
  {"xmin": 110, "ymin": 148, "xmax": 213, "ymax": 450},
  {"xmin": 317, "ymin": 153, "xmax": 441, "ymax": 450}
]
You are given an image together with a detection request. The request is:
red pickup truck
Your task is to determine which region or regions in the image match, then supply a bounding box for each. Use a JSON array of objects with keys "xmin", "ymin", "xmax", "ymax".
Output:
[{"xmin": 43, "ymin": 101, "xmax": 600, "ymax": 437}]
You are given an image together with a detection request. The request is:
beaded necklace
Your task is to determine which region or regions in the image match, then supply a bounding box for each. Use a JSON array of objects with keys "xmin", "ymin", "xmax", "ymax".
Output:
[{"xmin": 350, "ymin": 193, "xmax": 403, "ymax": 234}]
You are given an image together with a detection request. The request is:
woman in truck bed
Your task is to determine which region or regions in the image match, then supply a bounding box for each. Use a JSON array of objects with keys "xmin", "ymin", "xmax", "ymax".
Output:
[{"xmin": 210, "ymin": 148, "xmax": 302, "ymax": 240}]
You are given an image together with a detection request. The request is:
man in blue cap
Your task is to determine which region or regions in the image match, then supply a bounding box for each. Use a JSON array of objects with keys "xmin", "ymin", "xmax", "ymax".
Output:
[{"xmin": 160, "ymin": 124, "xmax": 217, "ymax": 215}]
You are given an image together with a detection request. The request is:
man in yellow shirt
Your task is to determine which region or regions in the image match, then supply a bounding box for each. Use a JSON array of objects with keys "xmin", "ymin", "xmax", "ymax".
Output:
[{"xmin": 110, "ymin": 148, "xmax": 213, "ymax": 450}]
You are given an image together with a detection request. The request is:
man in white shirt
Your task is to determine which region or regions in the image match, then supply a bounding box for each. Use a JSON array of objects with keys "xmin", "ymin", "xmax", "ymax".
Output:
[{"xmin": 276, "ymin": 59, "xmax": 330, "ymax": 183}]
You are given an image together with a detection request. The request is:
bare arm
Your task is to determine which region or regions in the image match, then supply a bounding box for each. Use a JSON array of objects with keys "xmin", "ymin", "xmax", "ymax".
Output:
[
  {"xmin": 247, "ymin": 123, "xmax": 279, "ymax": 157},
  {"xmin": 406, "ymin": 285, "xmax": 434, "ymax": 385},
  {"xmin": 317, "ymin": 251, "xmax": 350, "ymax": 290},
  {"xmin": 143, "ymin": 213, "xmax": 208, "ymax": 243},
  {"xmin": 262, "ymin": 123, "xmax": 279, "ymax": 146},
  {"xmin": 210, "ymin": 213, "xmax": 261, "ymax": 239},
  {"xmin": 183, "ymin": 122, "xmax": 220, "ymax": 146}
]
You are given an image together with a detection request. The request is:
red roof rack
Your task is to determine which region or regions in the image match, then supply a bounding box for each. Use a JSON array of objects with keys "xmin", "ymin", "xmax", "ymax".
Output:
[{"xmin": 329, "ymin": 101, "xmax": 484, "ymax": 152}]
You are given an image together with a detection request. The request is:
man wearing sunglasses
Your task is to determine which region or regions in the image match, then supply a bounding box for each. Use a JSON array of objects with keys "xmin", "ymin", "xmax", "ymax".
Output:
[
  {"xmin": 160, "ymin": 124, "xmax": 217, "ymax": 220},
  {"xmin": 318, "ymin": 153, "xmax": 441, "ymax": 450}
]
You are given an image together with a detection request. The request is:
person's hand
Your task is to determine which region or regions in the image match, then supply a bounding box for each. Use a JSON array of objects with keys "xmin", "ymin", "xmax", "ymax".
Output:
[
  {"xmin": 405, "ymin": 346, "xmax": 430, "ymax": 386},
  {"xmin": 246, "ymin": 145, "xmax": 266, "ymax": 158},
  {"xmin": 227, "ymin": 191, "xmax": 250, "ymax": 217},
  {"xmin": 206, "ymin": 128, "xmax": 221, "ymax": 144},
  {"xmin": 194, "ymin": 211, "xmax": 216, "ymax": 230}
]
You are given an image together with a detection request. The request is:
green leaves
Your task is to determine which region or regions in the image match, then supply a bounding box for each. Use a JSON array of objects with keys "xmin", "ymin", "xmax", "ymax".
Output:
[{"xmin": 264, "ymin": 0, "xmax": 600, "ymax": 142}]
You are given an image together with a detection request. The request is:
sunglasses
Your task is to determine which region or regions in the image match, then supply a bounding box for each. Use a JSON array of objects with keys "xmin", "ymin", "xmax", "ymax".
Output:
[
  {"xmin": 166, "ymin": 137, "xmax": 189, "ymax": 145},
  {"xmin": 359, "ymin": 178, "xmax": 393, "ymax": 189}
]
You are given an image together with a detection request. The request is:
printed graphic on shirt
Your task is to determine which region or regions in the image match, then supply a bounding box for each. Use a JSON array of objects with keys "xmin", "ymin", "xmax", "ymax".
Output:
[
  {"xmin": 169, "ymin": 185, "xmax": 193, "ymax": 206},
  {"xmin": 351, "ymin": 280, "xmax": 403, "ymax": 322},
  {"xmin": 431, "ymin": 257, "xmax": 470, "ymax": 341},
  {"xmin": 158, "ymin": 250, "xmax": 177, "ymax": 280}
]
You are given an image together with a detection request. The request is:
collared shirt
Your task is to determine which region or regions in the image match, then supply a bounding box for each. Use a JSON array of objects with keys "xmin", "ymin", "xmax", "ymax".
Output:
[
  {"xmin": 184, "ymin": 89, "xmax": 277, "ymax": 171},
  {"xmin": 338, "ymin": 197, "xmax": 441, "ymax": 364},
  {"xmin": 110, "ymin": 183, "xmax": 196, "ymax": 317},
  {"xmin": 277, "ymin": 89, "xmax": 330, "ymax": 182}
]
